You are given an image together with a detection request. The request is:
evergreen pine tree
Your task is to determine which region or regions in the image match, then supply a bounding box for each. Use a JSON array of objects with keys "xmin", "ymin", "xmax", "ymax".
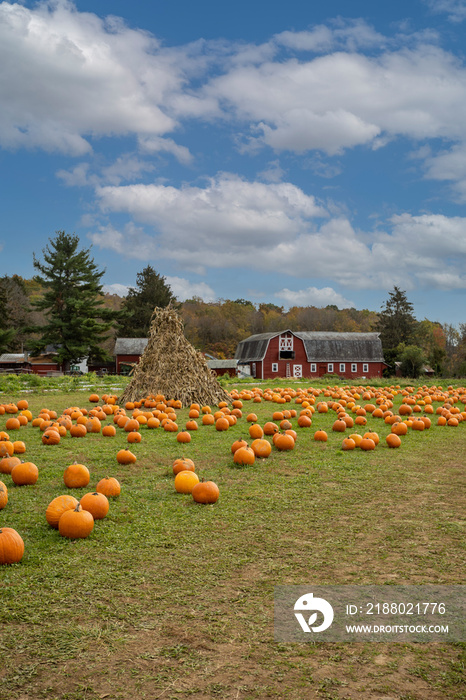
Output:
[
  {"xmin": 118, "ymin": 265, "xmax": 178, "ymax": 337},
  {"xmin": 377, "ymin": 286, "xmax": 417, "ymax": 352},
  {"xmin": 27, "ymin": 231, "xmax": 121, "ymax": 370}
]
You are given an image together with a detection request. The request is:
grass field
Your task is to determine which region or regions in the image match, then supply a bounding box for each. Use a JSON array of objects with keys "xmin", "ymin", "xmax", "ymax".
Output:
[{"xmin": 0, "ymin": 378, "xmax": 465, "ymax": 700}]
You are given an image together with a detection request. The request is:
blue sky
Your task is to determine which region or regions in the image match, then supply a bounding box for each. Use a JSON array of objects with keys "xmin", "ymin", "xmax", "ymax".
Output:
[{"xmin": 2, "ymin": 0, "xmax": 466, "ymax": 326}]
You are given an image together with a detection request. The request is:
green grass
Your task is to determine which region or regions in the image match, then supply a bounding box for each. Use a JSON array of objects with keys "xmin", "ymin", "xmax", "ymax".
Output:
[{"xmin": 0, "ymin": 379, "xmax": 465, "ymax": 699}]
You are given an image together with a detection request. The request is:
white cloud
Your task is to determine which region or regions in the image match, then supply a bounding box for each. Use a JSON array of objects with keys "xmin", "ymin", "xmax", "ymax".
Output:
[
  {"xmin": 0, "ymin": 0, "xmax": 182, "ymax": 153},
  {"xmin": 4, "ymin": 3, "xmax": 466, "ymax": 176},
  {"xmin": 424, "ymin": 0, "xmax": 466, "ymax": 22},
  {"xmin": 138, "ymin": 136, "xmax": 193, "ymax": 165},
  {"xmin": 91, "ymin": 173, "xmax": 466, "ymax": 292},
  {"xmin": 102, "ymin": 277, "xmax": 215, "ymax": 302},
  {"xmin": 56, "ymin": 162, "xmax": 92, "ymax": 187},
  {"xmin": 203, "ymin": 43, "xmax": 466, "ymax": 156},
  {"xmin": 275, "ymin": 286, "xmax": 355, "ymax": 308},
  {"xmin": 89, "ymin": 222, "xmax": 158, "ymax": 259},
  {"xmin": 103, "ymin": 283, "xmax": 131, "ymax": 297},
  {"xmin": 165, "ymin": 276, "xmax": 216, "ymax": 302},
  {"xmin": 274, "ymin": 19, "xmax": 387, "ymax": 53},
  {"xmin": 57, "ymin": 155, "xmax": 156, "ymax": 187},
  {"xmin": 95, "ymin": 174, "xmax": 327, "ymax": 272}
]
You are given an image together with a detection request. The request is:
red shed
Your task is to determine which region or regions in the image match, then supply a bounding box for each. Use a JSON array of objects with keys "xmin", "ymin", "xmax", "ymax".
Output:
[{"xmin": 234, "ymin": 330, "xmax": 387, "ymax": 380}]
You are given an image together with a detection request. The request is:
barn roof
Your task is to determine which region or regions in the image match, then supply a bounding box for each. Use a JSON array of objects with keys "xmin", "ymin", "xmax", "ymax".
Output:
[
  {"xmin": 114, "ymin": 338, "xmax": 149, "ymax": 355},
  {"xmin": 0, "ymin": 353, "xmax": 27, "ymax": 364},
  {"xmin": 207, "ymin": 359, "xmax": 238, "ymax": 369},
  {"xmin": 235, "ymin": 330, "xmax": 385, "ymax": 363}
]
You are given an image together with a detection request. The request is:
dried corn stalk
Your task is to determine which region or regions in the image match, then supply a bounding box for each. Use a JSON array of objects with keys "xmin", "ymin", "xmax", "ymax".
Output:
[{"xmin": 118, "ymin": 306, "xmax": 231, "ymax": 406}]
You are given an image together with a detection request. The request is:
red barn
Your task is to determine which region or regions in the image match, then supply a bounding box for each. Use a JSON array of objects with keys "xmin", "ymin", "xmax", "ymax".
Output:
[
  {"xmin": 234, "ymin": 330, "xmax": 387, "ymax": 380},
  {"xmin": 114, "ymin": 338, "xmax": 148, "ymax": 375}
]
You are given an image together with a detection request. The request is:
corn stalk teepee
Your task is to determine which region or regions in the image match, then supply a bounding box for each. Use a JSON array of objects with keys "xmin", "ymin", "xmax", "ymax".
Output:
[{"xmin": 118, "ymin": 305, "xmax": 231, "ymax": 406}]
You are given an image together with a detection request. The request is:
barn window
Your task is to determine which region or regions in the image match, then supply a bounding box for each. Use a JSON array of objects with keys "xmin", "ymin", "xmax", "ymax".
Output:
[
  {"xmin": 351, "ymin": 363, "xmax": 357, "ymax": 372},
  {"xmin": 363, "ymin": 363, "xmax": 369, "ymax": 373},
  {"xmin": 327, "ymin": 363, "xmax": 334, "ymax": 373},
  {"xmin": 279, "ymin": 333, "xmax": 295, "ymax": 359},
  {"xmin": 272, "ymin": 363, "xmax": 278, "ymax": 373},
  {"xmin": 310, "ymin": 363, "xmax": 316, "ymax": 373},
  {"xmin": 279, "ymin": 334, "xmax": 293, "ymax": 351},
  {"xmin": 339, "ymin": 363, "xmax": 345, "ymax": 372}
]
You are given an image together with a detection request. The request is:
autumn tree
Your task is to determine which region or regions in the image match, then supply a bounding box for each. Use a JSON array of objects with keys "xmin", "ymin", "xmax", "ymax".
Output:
[
  {"xmin": 27, "ymin": 231, "xmax": 121, "ymax": 370},
  {"xmin": 399, "ymin": 344, "xmax": 427, "ymax": 378},
  {"xmin": 117, "ymin": 265, "xmax": 178, "ymax": 337}
]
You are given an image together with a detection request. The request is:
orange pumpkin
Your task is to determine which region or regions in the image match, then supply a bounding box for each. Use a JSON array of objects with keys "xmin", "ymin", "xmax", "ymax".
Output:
[
  {"xmin": 0, "ymin": 527, "xmax": 24, "ymax": 564},
  {"xmin": 174, "ymin": 470, "xmax": 200, "ymax": 494},
  {"xmin": 96, "ymin": 477, "xmax": 121, "ymax": 497},
  {"xmin": 116, "ymin": 449, "xmax": 137, "ymax": 464},
  {"xmin": 192, "ymin": 480, "xmax": 220, "ymax": 504},
  {"xmin": 46, "ymin": 495, "xmax": 79, "ymax": 528},
  {"xmin": 11, "ymin": 461, "xmax": 39, "ymax": 486},
  {"xmin": 250, "ymin": 438, "xmax": 272, "ymax": 458},
  {"xmin": 58, "ymin": 504, "xmax": 94, "ymax": 539},
  {"xmin": 63, "ymin": 463, "xmax": 90, "ymax": 488},
  {"xmin": 233, "ymin": 446, "xmax": 255, "ymax": 465},
  {"xmin": 80, "ymin": 492, "xmax": 109, "ymax": 520}
]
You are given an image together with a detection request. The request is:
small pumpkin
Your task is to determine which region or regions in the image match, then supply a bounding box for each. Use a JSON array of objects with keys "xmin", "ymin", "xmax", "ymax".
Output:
[
  {"xmin": 0, "ymin": 441, "xmax": 14, "ymax": 458},
  {"xmin": 313, "ymin": 430, "xmax": 328, "ymax": 442},
  {"xmin": 192, "ymin": 480, "xmax": 220, "ymax": 504},
  {"xmin": 215, "ymin": 417, "xmax": 229, "ymax": 431},
  {"xmin": 63, "ymin": 462, "xmax": 90, "ymax": 488},
  {"xmin": 80, "ymin": 492, "xmax": 109, "ymax": 520},
  {"xmin": 176, "ymin": 431, "xmax": 191, "ymax": 443},
  {"xmin": 11, "ymin": 461, "xmax": 39, "ymax": 486},
  {"xmin": 116, "ymin": 449, "xmax": 137, "ymax": 465},
  {"xmin": 341, "ymin": 437, "xmax": 356, "ymax": 450},
  {"xmin": 5, "ymin": 417, "xmax": 20, "ymax": 431},
  {"xmin": 172, "ymin": 458, "xmax": 195, "ymax": 475},
  {"xmin": 360, "ymin": 437, "xmax": 376, "ymax": 451},
  {"xmin": 249, "ymin": 423, "xmax": 264, "ymax": 439},
  {"xmin": 0, "ymin": 527, "xmax": 24, "ymax": 564},
  {"xmin": 386, "ymin": 433, "xmax": 402, "ymax": 448},
  {"xmin": 0, "ymin": 455, "xmax": 21, "ymax": 474},
  {"xmin": 95, "ymin": 477, "xmax": 121, "ymax": 498},
  {"xmin": 58, "ymin": 504, "xmax": 94, "ymax": 539},
  {"xmin": 250, "ymin": 438, "xmax": 272, "ymax": 458},
  {"xmin": 0, "ymin": 481, "xmax": 8, "ymax": 509},
  {"xmin": 127, "ymin": 431, "xmax": 142, "ymax": 443},
  {"xmin": 70, "ymin": 424, "xmax": 87, "ymax": 438},
  {"xmin": 233, "ymin": 446, "xmax": 255, "ymax": 465},
  {"xmin": 46, "ymin": 495, "xmax": 79, "ymax": 528},
  {"xmin": 273, "ymin": 433, "xmax": 295, "ymax": 451},
  {"xmin": 42, "ymin": 429, "xmax": 61, "ymax": 445},
  {"xmin": 174, "ymin": 470, "xmax": 200, "ymax": 494}
]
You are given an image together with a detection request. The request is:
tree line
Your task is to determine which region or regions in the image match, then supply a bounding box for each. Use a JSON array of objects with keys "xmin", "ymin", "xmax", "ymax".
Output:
[{"xmin": 1, "ymin": 231, "xmax": 465, "ymax": 377}]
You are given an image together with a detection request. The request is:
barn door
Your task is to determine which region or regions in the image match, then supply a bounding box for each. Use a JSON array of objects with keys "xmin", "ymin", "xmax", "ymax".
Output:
[{"xmin": 293, "ymin": 364, "xmax": 302, "ymax": 378}]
